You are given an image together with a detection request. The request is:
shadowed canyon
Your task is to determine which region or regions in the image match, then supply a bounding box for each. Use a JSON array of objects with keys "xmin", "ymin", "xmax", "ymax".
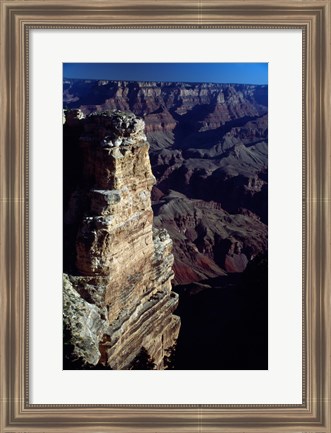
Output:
[{"xmin": 63, "ymin": 79, "xmax": 268, "ymax": 369}]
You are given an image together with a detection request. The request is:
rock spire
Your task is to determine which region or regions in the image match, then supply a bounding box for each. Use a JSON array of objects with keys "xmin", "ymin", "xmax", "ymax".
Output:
[{"xmin": 63, "ymin": 110, "xmax": 180, "ymax": 369}]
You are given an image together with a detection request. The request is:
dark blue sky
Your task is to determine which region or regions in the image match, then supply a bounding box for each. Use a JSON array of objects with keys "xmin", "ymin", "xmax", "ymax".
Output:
[{"xmin": 63, "ymin": 63, "xmax": 268, "ymax": 85}]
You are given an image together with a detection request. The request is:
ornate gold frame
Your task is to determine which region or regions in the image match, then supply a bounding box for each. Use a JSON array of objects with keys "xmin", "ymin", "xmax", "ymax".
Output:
[{"xmin": 1, "ymin": 0, "xmax": 330, "ymax": 432}]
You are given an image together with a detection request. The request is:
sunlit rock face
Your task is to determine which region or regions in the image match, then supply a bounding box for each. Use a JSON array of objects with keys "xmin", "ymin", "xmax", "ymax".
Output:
[
  {"xmin": 63, "ymin": 111, "xmax": 180, "ymax": 369},
  {"xmin": 64, "ymin": 81, "xmax": 268, "ymax": 286}
]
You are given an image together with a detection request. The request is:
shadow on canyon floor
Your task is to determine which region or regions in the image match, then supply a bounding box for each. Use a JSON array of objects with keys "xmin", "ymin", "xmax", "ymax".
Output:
[{"xmin": 172, "ymin": 254, "xmax": 268, "ymax": 370}]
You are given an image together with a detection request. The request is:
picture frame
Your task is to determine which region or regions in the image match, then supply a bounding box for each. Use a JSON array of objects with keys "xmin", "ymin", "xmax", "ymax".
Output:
[{"xmin": 1, "ymin": 0, "xmax": 330, "ymax": 431}]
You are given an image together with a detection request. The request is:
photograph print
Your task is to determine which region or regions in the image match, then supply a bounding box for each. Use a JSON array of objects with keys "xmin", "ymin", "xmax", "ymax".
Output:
[{"xmin": 62, "ymin": 63, "xmax": 268, "ymax": 370}]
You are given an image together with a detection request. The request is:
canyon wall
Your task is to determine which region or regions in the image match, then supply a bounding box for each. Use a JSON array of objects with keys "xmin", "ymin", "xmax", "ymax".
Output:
[
  {"xmin": 63, "ymin": 111, "xmax": 180, "ymax": 369},
  {"xmin": 63, "ymin": 80, "xmax": 269, "ymax": 369},
  {"xmin": 64, "ymin": 79, "xmax": 268, "ymax": 286},
  {"xmin": 63, "ymin": 80, "xmax": 267, "ymax": 138}
]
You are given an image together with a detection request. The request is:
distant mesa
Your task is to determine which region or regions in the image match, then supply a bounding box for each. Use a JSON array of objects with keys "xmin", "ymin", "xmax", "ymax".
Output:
[{"xmin": 63, "ymin": 80, "xmax": 268, "ymax": 287}]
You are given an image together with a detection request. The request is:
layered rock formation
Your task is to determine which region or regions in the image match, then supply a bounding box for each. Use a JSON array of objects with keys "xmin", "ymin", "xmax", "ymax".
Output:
[
  {"xmin": 64, "ymin": 80, "xmax": 267, "ymax": 156},
  {"xmin": 63, "ymin": 80, "xmax": 267, "ymax": 136},
  {"xmin": 64, "ymin": 79, "xmax": 268, "ymax": 286},
  {"xmin": 63, "ymin": 79, "xmax": 269, "ymax": 370},
  {"xmin": 63, "ymin": 110, "xmax": 180, "ymax": 369},
  {"xmin": 152, "ymin": 190, "xmax": 267, "ymax": 284}
]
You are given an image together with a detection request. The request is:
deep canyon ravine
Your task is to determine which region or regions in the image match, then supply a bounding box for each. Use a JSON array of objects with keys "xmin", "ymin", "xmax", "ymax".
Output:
[{"xmin": 63, "ymin": 80, "xmax": 268, "ymax": 369}]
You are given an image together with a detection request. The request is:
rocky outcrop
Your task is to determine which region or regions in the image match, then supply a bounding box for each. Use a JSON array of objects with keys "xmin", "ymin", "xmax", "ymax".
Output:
[
  {"xmin": 63, "ymin": 80, "xmax": 269, "ymax": 370},
  {"xmin": 64, "ymin": 80, "xmax": 268, "ymax": 221},
  {"xmin": 63, "ymin": 111, "xmax": 180, "ymax": 369},
  {"xmin": 152, "ymin": 191, "xmax": 267, "ymax": 285},
  {"xmin": 63, "ymin": 80, "xmax": 267, "ymax": 140},
  {"xmin": 63, "ymin": 79, "xmax": 268, "ymax": 287},
  {"xmin": 63, "ymin": 274, "xmax": 109, "ymax": 366}
]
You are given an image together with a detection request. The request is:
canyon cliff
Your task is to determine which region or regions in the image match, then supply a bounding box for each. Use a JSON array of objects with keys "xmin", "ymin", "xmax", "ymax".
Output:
[
  {"xmin": 63, "ymin": 79, "xmax": 268, "ymax": 369},
  {"xmin": 63, "ymin": 110, "xmax": 180, "ymax": 369},
  {"xmin": 64, "ymin": 80, "xmax": 268, "ymax": 285}
]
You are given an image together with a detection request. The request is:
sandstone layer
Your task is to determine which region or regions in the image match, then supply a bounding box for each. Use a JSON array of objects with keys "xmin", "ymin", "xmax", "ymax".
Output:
[{"xmin": 63, "ymin": 110, "xmax": 180, "ymax": 369}]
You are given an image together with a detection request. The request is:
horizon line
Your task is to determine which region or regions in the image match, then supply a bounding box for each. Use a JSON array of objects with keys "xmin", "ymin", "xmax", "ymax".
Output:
[{"xmin": 63, "ymin": 77, "xmax": 268, "ymax": 86}]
